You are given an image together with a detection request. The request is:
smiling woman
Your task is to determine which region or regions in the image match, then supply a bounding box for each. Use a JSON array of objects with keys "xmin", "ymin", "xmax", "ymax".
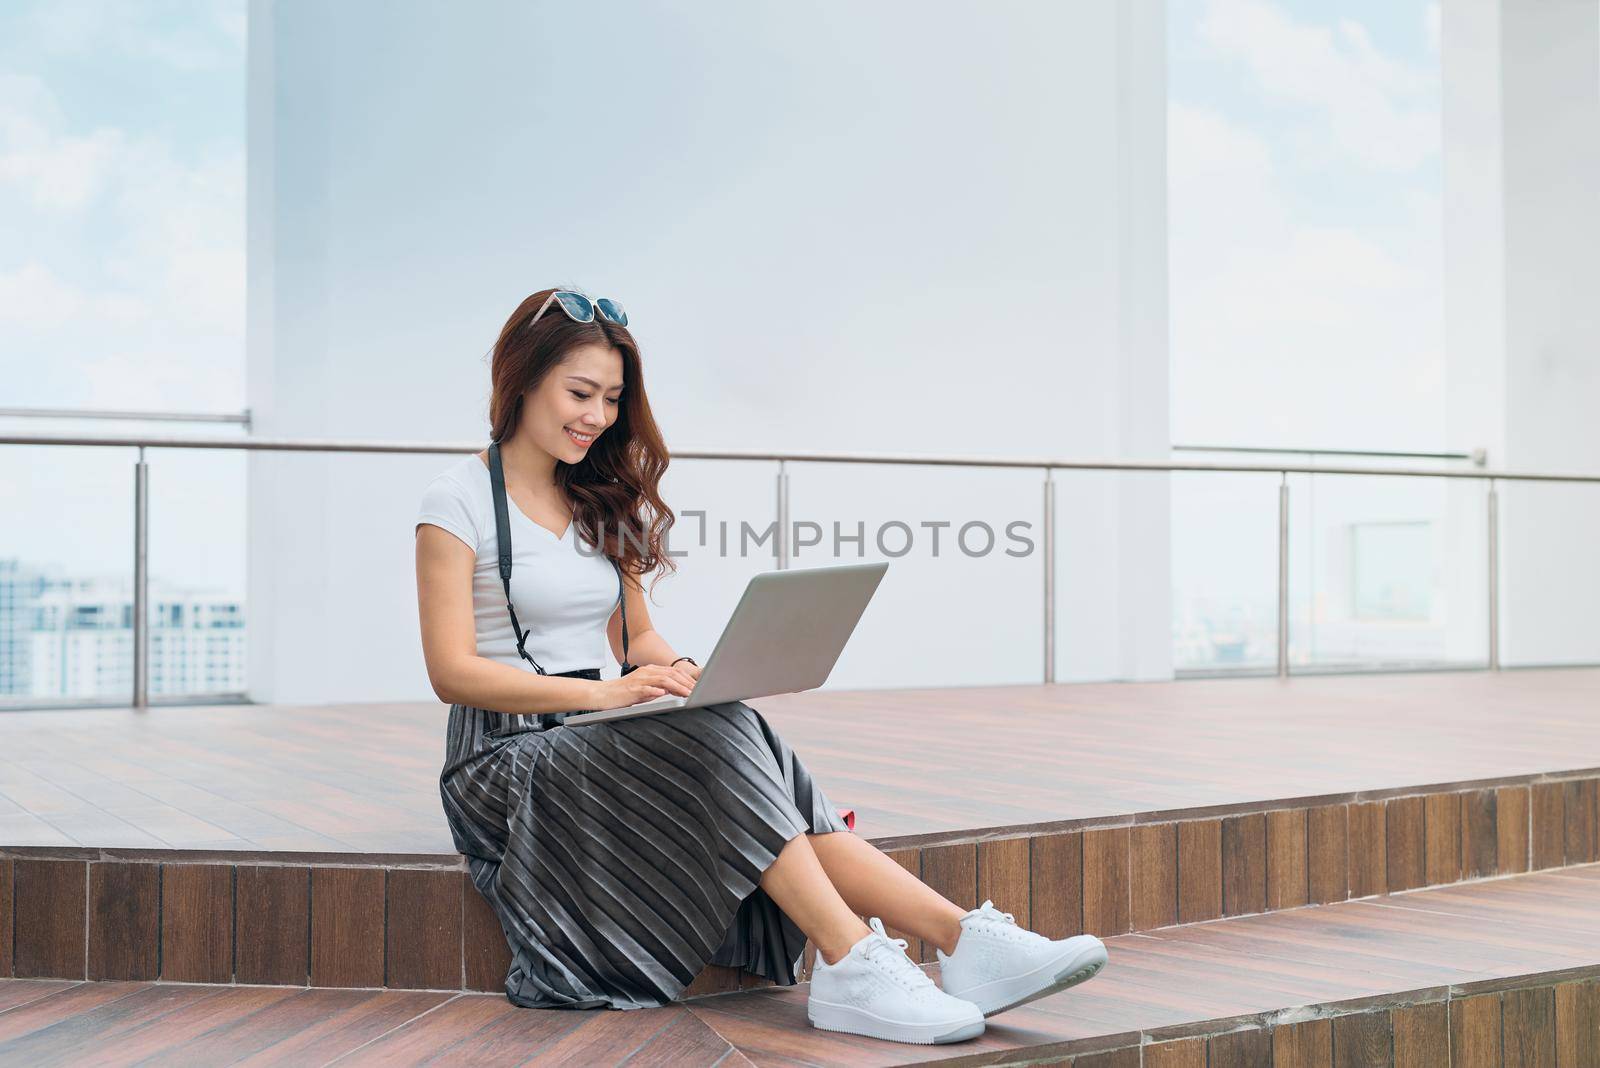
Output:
[
  {"xmin": 412, "ymin": 288, "xmax": 1104, "ymax": 1041},
  {"xmin": 412, "ymin": 285, "xmax": 860, "ymax": 1010}
]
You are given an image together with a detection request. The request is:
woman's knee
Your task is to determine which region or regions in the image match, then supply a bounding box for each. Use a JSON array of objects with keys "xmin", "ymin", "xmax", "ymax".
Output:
[{"xmin": 699, "ymin": 701, "xmax": 762, "ymax": 730}]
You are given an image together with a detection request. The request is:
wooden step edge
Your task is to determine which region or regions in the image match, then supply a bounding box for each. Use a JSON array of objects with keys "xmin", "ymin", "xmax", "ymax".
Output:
[
  {"xmin": 8, "ymin": 774, "xmax": 1600, "ymax": 994},
  {"xmin": 687, "ymin": 965, "xmax": 1600, "ymax": 1065}
]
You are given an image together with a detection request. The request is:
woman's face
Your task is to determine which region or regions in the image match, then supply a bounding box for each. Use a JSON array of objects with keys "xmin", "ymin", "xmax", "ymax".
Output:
[{"xmin": 523, "ymin": 342, "xmax": 625, "ymax": 464}]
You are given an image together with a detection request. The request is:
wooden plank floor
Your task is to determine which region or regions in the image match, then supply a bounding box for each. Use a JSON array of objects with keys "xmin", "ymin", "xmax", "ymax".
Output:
[
  {"xmin": 1, "ymin": 863, "xmax": 1596, "ymax": 1066},
  {"xmin": 2, "ymin": 667, "xmax": 1599, "ymax": 855}
]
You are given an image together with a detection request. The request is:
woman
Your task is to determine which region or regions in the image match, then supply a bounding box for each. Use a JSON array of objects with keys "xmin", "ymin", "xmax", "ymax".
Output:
[{"xmin": 414, "ymin": 288, "xmax": 1108, "ymax": 1046}]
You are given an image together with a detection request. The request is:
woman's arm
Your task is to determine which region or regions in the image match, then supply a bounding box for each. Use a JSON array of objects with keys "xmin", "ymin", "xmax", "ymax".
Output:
[
  {"xmin": 607, "ymin": 568, "xmax": 701, "ymax": 680},
  {"xmin": 416, "ymin": 524, "xmax": 603, "ymax": 714}
]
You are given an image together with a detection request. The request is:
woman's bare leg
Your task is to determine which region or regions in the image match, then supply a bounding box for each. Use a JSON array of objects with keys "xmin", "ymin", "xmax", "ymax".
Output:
[
  {"xmin": 808, "ymin": 831, "xmax": 968, "ymax": 955},
  {"xmin": 759, "ymin": 830, "xmax": 873, "ymax": 965},
  {"xmin": 758, "ymin": 830, "xmax": 970, "ymax": 966}
]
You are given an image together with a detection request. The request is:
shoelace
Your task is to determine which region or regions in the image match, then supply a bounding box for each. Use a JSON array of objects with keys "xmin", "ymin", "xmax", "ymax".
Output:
[
  {"xmin": 861, "ymin": 918, "xmax": 933, "ymax": 994},
  {"xmin": 967, "ymin": 899, "xmax": 1049, "ymax": 945}
]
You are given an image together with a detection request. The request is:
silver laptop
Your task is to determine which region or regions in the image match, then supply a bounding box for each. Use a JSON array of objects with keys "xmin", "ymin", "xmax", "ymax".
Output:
[{"xmin": 561, "ymin": 561, "xmax": 889, "ymax": 726}]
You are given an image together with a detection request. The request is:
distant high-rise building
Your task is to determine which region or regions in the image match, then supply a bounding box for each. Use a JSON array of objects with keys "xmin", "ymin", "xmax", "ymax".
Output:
[
  {"xmin": 1, "ymin": 560, "xmax": 247, "ymax": 700},
  {"xmin": 0, "ymin": 558, "xmax": 50, "ymax": 696}
]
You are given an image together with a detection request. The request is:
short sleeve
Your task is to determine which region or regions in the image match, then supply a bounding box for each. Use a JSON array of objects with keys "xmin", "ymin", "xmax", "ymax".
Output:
[{"xmin": 416, "ymin": 474, "xmax": 480, "ymax": 552}]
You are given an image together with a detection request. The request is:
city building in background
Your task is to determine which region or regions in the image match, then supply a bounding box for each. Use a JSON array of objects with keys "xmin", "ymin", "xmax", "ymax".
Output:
[{"xmin": 0, "ymin": 558, "xmax": 245, "ymax": 700}]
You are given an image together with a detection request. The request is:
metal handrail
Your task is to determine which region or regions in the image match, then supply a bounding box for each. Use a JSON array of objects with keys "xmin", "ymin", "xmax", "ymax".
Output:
[
  {"xmin": 0, "ymin": 407, "xmax": 251, "ymax": 426},
  {"xmin": 1173, "ymin": 443, "xmax": 1486, "ymax": 464},
  {"xmin": 7, "ymin": 430, "xmax": 1599, "ymax": 480},
  {"xmin": 0, "ymin": 412, "xmax": 1486, "ymax": 460},
  {"xmin": 6, "ymin": 429, "xmax": 1596, "ymax": 708}
]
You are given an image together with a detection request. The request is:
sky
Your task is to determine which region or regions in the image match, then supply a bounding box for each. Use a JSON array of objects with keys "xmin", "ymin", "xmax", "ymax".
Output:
[{"xmin": 0, "ymin": 0, "xmax": 246, "ymax": 411}]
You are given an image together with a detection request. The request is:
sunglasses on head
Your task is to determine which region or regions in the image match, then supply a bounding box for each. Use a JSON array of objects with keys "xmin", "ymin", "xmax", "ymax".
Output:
[{"xmin": 527, "ymin": 290, "xmax": 629, "ymax": 328}]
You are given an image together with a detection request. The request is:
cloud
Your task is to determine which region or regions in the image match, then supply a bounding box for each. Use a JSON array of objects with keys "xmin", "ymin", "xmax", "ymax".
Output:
[
  {"xmin": 101, "ymin": 135, "xmax": 244, "ymax": 335},
  {"xmin": 0, "ymin": 68, "xmax": 243, "ymax": 409},
  {"xmin": 1198, "ymin": 0, "xmax": 1440, "ymax": 172},
  {"xmin": 0, "ymin": 74, "xmax": 128, "ymax": 210},
  {"xmin": 1169, "ymin": 100, "xmax": 1422, "ymax": 329},
  {"xmin": 20, "ymin": 0, "xmax": 244, "ymax": 71},
  {"xmin": 0, "ymin": 262, "xmax": 149, "ymax": 329}
]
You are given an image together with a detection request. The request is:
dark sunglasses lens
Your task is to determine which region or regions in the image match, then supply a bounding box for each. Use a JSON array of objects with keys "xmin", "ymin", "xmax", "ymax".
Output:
[
  {"xmin": 595, "ymin": 298, "xmax": 628, "ymax": 326},
  {"xmin": 556, "ymin": 292, "xmax": 595, "ymax": 322}
]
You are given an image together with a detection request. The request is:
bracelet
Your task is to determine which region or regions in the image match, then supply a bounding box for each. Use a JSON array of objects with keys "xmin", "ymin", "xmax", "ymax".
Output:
[{"xmin": 671, "ymin": 656, "xmax": 697, "ymax": 667}]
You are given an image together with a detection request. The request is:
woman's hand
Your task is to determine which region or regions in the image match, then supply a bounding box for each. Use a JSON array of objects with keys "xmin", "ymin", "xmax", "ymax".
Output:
[
  {"xmin": 675, "ymin": 660, "xmax": 702, "ymax": 683},
  {"xmin": 591, "ymin": 664, "xmax": 697, "ymax": 710}
]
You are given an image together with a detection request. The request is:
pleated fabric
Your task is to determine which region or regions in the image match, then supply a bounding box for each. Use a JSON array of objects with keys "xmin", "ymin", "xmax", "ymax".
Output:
[{"xmin": 439, "ymin": 667, "xmax": 854, "ymax": 1011}]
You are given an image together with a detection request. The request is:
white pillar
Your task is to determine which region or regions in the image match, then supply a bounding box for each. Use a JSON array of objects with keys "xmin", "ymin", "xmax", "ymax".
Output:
[
  {"xmin": 1111, "ymin": 0, "xmax": 1172, "ymax": 682},
  {"xmin": 1444, "ymin": 0, "xmax": 1600, "ymax": 667}
]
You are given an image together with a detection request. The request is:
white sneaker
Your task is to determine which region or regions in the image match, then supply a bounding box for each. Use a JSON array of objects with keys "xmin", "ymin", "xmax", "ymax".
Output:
[
  {"xmin": 807, "ymin": 917, "xmax": 985, "ymax": 1045},
  {"xmin": 935, "ymin": 899, "xmax": 1109, "ymax": 1017}
]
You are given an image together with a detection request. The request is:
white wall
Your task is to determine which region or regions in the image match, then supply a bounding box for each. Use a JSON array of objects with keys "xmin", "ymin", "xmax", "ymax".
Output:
[
  {"xmin": 1443, "ymin": 0, "xmax": 1600, "ymax": 668},
  {"xmin": 245, "ymin": 0, "xmax": 1171, "ymax": 704}
]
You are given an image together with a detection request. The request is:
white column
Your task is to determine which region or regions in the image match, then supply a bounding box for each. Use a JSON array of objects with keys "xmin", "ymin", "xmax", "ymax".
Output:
[
  {"xmin": 1113, "ymin": 0, "xmax": 1172, "ymax": 682},
  {"xmin": 1444, "ymin": 0, "xmax": 1600, "ymax": 667}
]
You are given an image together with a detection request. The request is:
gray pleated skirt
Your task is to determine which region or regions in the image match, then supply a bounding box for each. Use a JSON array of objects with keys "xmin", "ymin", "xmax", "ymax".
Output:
[{"xmin": 439, "ymin": 683, "xmax": 853, "ymax": 1011}]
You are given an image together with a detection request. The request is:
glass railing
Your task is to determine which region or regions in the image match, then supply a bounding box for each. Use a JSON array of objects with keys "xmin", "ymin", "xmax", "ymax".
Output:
[
  {"xmin": 3, "ymin": 418, "xmax": 1596, "ymax": 710},
  {"xmin": 1171, "ymin": 446, "xmax": 1496, "ymax": 676},
  {"xmin": 0, "ymin": 411, "xmax": 252, "ymax": 710}
]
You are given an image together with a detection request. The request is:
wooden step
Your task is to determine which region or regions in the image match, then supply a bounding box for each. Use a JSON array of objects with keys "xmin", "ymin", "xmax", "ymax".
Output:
[
  {"xmin": 5, "ymin": 767, "xmax": 1598, "ymax": 998},
  {"xmin": 0, "ymin": 864, "xmax": 1597, "ymax": 1065}
]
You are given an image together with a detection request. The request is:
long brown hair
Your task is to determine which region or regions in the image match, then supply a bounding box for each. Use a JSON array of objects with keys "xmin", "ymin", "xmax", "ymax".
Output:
[{"xmin": 486, "ymin": 288, "xmax": 676, "ymax": 594}]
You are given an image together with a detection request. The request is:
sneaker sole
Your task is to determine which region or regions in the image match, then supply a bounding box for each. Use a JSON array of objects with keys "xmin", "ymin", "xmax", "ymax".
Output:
[
  {"xmin": 807, "ymin": 1000, "xmax": 985, "ymax": 1045},
  {"xmin": 951, "ymin": 940, "xmax": 1110, "ymax": 1018}
]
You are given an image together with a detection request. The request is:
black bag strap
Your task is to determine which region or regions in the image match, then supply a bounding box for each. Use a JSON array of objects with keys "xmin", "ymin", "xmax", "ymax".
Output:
[
  {"xmin": 487, "ymin": 441, "xmax": 633, "ymax": 680},
  {"xmin": 618, "ymin": 562, "xmax": 635, "ymax": 675}
]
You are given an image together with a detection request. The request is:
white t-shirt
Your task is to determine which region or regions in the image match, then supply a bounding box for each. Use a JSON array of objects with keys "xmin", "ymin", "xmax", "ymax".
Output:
[{"xmin": 415, "ymin": 453, "xmax": 620, "ymax": 675}]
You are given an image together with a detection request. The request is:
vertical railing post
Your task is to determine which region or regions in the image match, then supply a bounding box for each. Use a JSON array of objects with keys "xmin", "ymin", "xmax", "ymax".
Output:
[
  {"xmin": 133, "ymin": 447, "xmax": 149, "ymax": 709},
  {"xmin": 775, "ymin": 459, "xmax": 789, "ymax": 570},
  {"xmin": 1277, "ymin": 472, "xmax": 1289, "ymax": 678},
  {"xmin": 1043, "ymin": 467, "xmax": 1055, "ymax": 684},
  {"xmin": 1488, "ymin": 477, "xmax": 1500, "ymax": 670}
]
